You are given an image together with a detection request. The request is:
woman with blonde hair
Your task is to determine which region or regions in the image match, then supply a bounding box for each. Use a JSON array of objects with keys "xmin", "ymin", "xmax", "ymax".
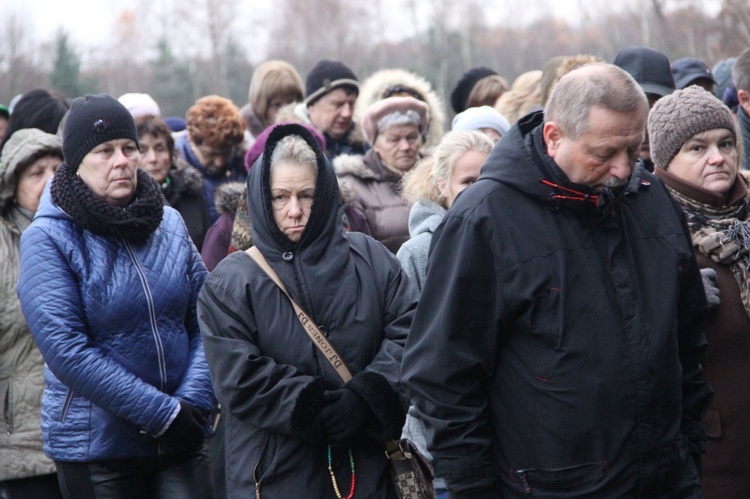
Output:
[
  {"xmin": 240, "ymin": 60, "xmax": 304, "ymax": 138},
  {"xmin": 397, "ymin": 130, "xmax": 494, "ymax": 498},
  {"xmin": 397, "ymin": 130, "xmax": 494, "ymax": 290},
  {"xmin": 494, "ymin": 70, "xmax": 543, "ymax": 124}
]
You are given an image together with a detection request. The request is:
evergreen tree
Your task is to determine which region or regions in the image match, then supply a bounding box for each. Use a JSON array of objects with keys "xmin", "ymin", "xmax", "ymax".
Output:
[
  {"xmin": 224, "ymin": 37, "xmax": 253, "ymax": 107},
  {"xmin": 50, "ymin": 30, "xmax": 97, "ymax": 98},
  {"xmin": 150, "ymin": 38, "xmax": 196, "ymax": 117}
]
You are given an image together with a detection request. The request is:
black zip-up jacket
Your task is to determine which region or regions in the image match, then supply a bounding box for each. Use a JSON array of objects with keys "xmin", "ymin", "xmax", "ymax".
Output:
[{"xmin": 402, "ymin": 111, "xmax": 712, "ymax": 498}]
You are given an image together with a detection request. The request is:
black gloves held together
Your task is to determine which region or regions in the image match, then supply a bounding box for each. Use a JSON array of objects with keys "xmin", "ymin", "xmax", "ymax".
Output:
[
  {"xmin": 318, "ymin": 388, "xmax": 373, "ymax": 445},
  {"xmin": 159, "ymin": 402, "xmax": 207, "ymax": 455}
]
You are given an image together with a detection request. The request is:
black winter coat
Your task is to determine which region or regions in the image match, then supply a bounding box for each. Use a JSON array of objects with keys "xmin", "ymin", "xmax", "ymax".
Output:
[
  {"xmin": 198, "ymin": 124, "xmax": 417, "ymax": 498},
  {"xmin": 163, "ymin": 163, "xmax": 210, "ymax": 251},
  {"xmin": 402, "ymin": 112, "xmax": 712, "ymax": 498}
]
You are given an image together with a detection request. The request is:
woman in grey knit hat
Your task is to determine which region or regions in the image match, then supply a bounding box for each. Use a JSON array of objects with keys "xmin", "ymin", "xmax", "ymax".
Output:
[{"xmin": 649, "ymin": 85, "xmax": 749, "ymax": 498}]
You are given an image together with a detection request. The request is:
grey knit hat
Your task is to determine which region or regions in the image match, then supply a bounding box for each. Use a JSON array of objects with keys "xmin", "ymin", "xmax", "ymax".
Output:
[{"xmin": 648, "ymin": 85, "xmax": 737, "ymax": 170}]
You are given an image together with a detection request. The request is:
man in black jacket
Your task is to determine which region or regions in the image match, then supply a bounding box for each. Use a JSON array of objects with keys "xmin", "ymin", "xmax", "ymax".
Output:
[
  {"xmin": 402, "ymin": 63, "xmax": 712, "ymax": 498},
  {"xmin": 733, "ymin": 48, "xmax": 750, "ymax": 171}
]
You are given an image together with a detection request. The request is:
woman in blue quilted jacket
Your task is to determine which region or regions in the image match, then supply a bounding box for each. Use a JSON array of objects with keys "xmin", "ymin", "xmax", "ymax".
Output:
[{"xmin": 16, "ymin": 94, "xmax": 214, "ymax": 499}]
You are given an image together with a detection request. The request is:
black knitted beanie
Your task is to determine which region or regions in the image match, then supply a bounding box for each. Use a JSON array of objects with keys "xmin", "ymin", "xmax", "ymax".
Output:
[
  {"xmin": 63, "ymin": 94, "xmax": 140, "ymax": 171},
  {"xmin": 304, "ymin": 60, "xmax": 359, "ymax": 106},
  {"xmin": 648, "ymin": 85, "xmax": 737, "ymax": 170}
]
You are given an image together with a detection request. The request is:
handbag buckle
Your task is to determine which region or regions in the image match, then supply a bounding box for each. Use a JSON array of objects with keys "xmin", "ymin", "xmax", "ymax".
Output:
[{"xmin": 385, "ymin": 439, "xmax": 412, "ymax": 461}]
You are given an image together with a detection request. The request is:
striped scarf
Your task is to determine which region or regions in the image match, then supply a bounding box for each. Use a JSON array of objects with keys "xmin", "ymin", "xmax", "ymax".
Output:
[{"xmin": 667, "ymin": 184, "xmax": 750, "ymax": 319}]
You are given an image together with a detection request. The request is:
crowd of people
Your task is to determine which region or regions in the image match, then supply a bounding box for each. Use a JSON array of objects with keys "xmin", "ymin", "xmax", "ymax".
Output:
[{"xmin": 1, "ymin": 44, "xmax": 749, "ymax": 498}]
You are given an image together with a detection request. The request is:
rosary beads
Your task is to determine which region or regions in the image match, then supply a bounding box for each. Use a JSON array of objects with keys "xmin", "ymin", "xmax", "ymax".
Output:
[{"xmin": 327, "ymin": 445, "xmax": 356, "ymax": 499}]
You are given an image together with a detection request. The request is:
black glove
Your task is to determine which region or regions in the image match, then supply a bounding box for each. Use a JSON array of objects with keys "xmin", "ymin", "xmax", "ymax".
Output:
[
  {"xmin": 318, "ymin": 389, "xmax": 372, "ymax": 444},
  {"xmin": 159, "ymin": 402, "xmax": 206, "ymax": 455}
]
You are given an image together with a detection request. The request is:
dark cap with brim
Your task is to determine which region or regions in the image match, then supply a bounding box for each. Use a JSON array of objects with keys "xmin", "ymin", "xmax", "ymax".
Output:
[
  {"xmin": 671, "ymin": 57, "xmax": 717, "ymax": 90},
  {"xmin": 613, "ymin": 46, "xmax": 675, "ymax": 98}
]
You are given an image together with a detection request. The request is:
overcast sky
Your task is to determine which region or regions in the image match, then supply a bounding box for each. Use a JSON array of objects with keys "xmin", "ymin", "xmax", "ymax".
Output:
[{"xmin": 4, "ymin": 0, "xmax": 721, "ymax": 63}]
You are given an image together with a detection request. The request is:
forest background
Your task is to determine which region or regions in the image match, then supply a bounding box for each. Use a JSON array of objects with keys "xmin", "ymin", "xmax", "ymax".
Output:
[{"xmin": 1, "ymin": 0, "xmax": 748, "ymax": 118}]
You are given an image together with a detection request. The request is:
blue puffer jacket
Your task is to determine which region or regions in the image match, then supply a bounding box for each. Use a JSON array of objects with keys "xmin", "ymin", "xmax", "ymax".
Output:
[{"xmin": 16, "ymin": 184, "xmax": 213, "ymax": 462}]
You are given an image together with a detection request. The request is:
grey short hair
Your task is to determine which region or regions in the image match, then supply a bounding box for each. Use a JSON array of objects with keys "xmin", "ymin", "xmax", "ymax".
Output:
[
  {"xmin": 270, "ymin": 134, "xmax": 318, "ymax": 172},
  {"xmin": 545, "ymin": 63, "xmax": 648, "ymax": 139},
  {"xmin": 377, "ymin": 110, "xmax": 422, "ymax": 134}
]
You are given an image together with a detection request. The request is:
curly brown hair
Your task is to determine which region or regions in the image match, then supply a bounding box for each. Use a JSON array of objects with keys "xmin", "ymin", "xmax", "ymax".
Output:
[{"xmin": 186, "ymin": 95, "xmax": 246, "ymax": 149}]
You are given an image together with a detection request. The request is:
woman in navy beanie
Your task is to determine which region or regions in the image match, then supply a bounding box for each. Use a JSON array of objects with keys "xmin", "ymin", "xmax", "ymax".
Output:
[{"xmin": 17, "ymin": 94, "xmax": 214, "ymax": 499}]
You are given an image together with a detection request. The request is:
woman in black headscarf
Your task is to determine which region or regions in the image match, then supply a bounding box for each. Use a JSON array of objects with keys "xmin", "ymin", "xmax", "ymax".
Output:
[{"xmin": 198, "ymin": 123, "xmax": 417, "ymax": 498}]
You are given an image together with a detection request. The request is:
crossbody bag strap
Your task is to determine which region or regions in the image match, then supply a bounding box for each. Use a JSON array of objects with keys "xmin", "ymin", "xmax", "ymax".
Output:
[
  {"xmin": 246, "ymin": 246, "xmax": 353, "ymax": 382},
  {"xmin": 246, "ymin": 247, "xmax": 407, "ymax": 462}
]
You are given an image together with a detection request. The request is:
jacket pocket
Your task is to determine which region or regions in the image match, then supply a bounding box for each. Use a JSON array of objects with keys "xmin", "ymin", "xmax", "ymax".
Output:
[
  {"xmin": 512, "ymin": 461, "xmax": 608, "ymax": 494},
  {"xmin": 59, "ymin": 389, "xmax": 74, "ymax": 422},
  {"xmin": 704, "ymin": 408, "xmax": 722, "ymax": 439}
]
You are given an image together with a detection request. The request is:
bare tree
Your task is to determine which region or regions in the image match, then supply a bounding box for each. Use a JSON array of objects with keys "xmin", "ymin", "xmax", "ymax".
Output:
[
  {"xmin": 170, "ymin": 0, "xmax": 239, "ymax": 96},
  {"xmin": 0, "ymin": 13, "xmax": 35, "ymax": 99}
]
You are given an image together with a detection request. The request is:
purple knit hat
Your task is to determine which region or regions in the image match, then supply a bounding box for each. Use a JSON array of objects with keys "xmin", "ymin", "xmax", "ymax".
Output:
[{"xmin": 244, "ymin": 121, "xmax": 326, "ymax": 171}]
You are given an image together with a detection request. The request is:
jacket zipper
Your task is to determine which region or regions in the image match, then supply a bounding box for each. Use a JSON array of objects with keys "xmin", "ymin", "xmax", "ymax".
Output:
[
  {"xmin": 60, "ymin": 389, "xmax": 74, "ymax": 422},
  {"xmin": 515, "ymin": 469, "xmax": 532, "ymax": 494},
  {"xmin": 4, "ymin": 383, "xmax": 12, "ymax": 435},
  {"xmin": 123, "ymin": 240, "xmax": 168, "ymax": 395},
  {"xmin": 253, "ymin": 450, "xmax": 264, "ymax": 499}
]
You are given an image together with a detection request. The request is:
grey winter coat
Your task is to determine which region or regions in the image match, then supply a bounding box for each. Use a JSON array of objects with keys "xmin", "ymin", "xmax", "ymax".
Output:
[
  {"xmin": 198, "ymin": 124, "xmax": 418, "ymax": 498},
  {"xmin": 0, "ymin": 129, "xmax": 61, "ymax": 480},
  {"xmin": 334, "ymin": 149, "xmax": 412, "ymax": 254},
  {"xmin": 396, "ymin": 199, "xmax": 446, "ymax": 292}
]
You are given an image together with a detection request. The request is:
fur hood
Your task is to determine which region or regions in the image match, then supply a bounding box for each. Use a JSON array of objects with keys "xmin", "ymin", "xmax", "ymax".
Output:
[
  {"xmin": 213, "ymin": 181, "xmax": 246, "ymax": 215},
  {"xmin": 333, "ymin": 153, "xmax": 378, "ymax": 181},
  {"xmin": 355, "ymin": 69, "xmax": 446, "ymax": 152},
  {"xmin": 338, "ymin": 177, "xmax": 359, "ymax": 208},
  {"xmin": 171, "ymin": 159, "xmax": 204, "ymax": 196}
]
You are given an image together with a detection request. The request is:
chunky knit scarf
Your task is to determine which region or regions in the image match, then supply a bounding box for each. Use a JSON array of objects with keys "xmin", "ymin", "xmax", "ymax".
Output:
[
  {"xmin": 51, "ymin": 162, "xmax": 164, "ymax": 242},
  {"xmin": 667, "ymin": 184, "xmax": 750, "ymax": 319}
]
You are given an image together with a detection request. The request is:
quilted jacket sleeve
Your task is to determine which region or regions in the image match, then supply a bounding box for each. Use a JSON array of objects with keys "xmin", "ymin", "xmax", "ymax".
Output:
[
  {"xmin": 172, "ymin": 234, "xmax": 214, "ymax": 413},
  {"xmin": 17, "ymin": 226, "xmax": 180, "ymax": 437}
]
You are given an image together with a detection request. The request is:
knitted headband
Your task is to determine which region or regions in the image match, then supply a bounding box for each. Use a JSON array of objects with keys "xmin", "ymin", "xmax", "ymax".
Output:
[
  {"xmin": 63, "ymin": 94, "xmax": 140, "ymax": 171},
  {"xmin": 648, "ymin": 85, "xmax": 737, "ymax": 170},
  {"xmin": 361, "ymin": 96, "xmax": 430, "ymax": 144}
]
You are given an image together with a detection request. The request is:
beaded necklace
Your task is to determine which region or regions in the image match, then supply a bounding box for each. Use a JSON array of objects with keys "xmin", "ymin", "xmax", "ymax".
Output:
[{"xmin": 327, "ymin": 445, "xmax": 356, "ymax": 499}]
